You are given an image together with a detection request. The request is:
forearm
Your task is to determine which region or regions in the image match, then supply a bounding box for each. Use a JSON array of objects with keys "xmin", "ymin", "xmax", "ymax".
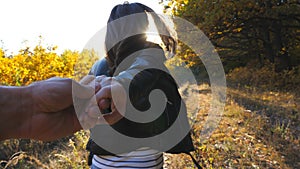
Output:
[{"xmin": 0, "ymin": 85, "xmax": 33, "ymax": 140}]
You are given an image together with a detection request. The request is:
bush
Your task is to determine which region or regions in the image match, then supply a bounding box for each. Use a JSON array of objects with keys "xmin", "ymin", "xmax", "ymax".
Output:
[
  {"xmin": 0, "ymin": 45, "xmax": 98, "ymax": 86},
  {"xmin": 227, "ymin": 61, "xmax": 300, "ymax": 93},
  {"xmin": 0, "ymin": 44, "xmax": 98, "ymax": 168}
]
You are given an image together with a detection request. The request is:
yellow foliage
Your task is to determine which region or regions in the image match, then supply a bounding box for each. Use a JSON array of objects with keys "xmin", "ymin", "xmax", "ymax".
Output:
[
  {"xmin": 0, "ymin": 46, "xmax": 98, "ymax": 86},
  {"xmin": 0, "ymin": 48, "xmax": 4, "ymax": 57}
]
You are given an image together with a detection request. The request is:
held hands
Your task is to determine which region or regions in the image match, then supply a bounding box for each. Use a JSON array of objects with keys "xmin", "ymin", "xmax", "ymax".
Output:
[
  {"xmin": 20, "ymin": 76, "xmax": 125, "ymax": 141},
  {"xmin": 95, "ymin": 76, "xmax": 126, "ymax": 124},
  {"xmin": 78, "ymin": 75, "xmax": 126, "ymax": 129}
]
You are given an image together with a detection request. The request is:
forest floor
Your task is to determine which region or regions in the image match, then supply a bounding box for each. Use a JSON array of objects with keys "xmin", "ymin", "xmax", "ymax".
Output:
[
  {"xmin": 165, "ymin": 82, "xmax": 300, "ymax": 169},
  {"xmin": 0, "ymin": 79, "xmax": 299, "ymax": 169}
]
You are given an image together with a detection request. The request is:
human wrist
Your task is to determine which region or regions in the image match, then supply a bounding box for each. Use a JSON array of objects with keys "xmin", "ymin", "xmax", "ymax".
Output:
[
  {"xmin": 30, "ymin": 78, "xmax": 74, "ymax": 113},
  {"xmin": 18, "ymin": 85, "xmax": 35, "ymax": 139}
]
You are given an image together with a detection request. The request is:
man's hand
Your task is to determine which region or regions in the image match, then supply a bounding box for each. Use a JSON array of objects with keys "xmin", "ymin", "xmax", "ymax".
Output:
[
  {"xmin": 0, "ymin": 76, "xmax": 126, "ymax": 141},
  {"xmin": 31, "ymin": 77, "xmax": 73, "ymax": 113},
  {"xmin": 20, "ymin": 77, "xmax": 96, "ymax": 141}
]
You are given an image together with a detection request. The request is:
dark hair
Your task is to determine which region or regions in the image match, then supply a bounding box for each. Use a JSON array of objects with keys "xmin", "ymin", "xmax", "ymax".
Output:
[{"xmin": 105, "ymin": 2, "xmax": 176, "ymax": 75}]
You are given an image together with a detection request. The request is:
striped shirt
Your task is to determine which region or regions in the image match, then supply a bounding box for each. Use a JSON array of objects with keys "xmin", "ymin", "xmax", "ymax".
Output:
[{"xmin": 91, "ymin": 147, "xmax": 163, "ymax": 169}]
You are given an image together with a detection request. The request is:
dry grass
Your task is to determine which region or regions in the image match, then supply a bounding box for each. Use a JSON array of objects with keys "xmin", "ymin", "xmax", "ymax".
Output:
[
  {"xmin": 0, "ymin": 131, "xmax": 89, "ymax": 169},
  {"xmin": 165, "ymin": 81, "xmax": 299, "ymax": 169},
  {"xmin": 1, "ymin": 66, "xmax": 299, "ymax": 168}
]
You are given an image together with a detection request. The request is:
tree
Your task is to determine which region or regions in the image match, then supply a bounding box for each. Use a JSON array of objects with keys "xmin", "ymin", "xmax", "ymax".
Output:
[{"xmin": 163, "ymin": 0, "xmax": 300, "ymax": 71}]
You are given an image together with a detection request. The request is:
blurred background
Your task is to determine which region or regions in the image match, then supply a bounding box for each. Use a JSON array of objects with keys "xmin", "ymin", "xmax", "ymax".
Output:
[{"xmin": 0, "ymin": 0, "xmax": 299, "ymax": 168}]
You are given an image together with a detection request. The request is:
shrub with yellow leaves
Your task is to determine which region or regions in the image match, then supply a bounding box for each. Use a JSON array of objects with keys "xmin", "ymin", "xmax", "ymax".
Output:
[
  {"xmin": 0, "ymin": 44, "xmax": 99, "ymax": 168},
  {"xmin": 0, "ymin": 45, "xmax": 98, "ymax": 86}
]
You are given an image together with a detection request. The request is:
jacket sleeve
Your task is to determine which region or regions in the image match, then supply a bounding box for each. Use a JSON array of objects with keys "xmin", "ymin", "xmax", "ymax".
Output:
[
  {"xmin": 114, "ymin": 49, "xmax": 167, "ymax": 110},
  {"xmin": 89, "ymin": 58, "xmax": 110, "ymax": 76}
]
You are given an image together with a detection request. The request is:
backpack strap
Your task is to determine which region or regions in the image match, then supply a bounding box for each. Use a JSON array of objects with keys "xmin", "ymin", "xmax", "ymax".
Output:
[{"xmin": 185, "ymin": 152, "xmax": 202, "ymax": 169}]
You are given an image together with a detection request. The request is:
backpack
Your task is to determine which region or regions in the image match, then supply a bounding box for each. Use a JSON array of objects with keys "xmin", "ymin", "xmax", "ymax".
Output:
[{"xmin": 86, "ymin": 58, "xmax": 201, "ymax": 168}]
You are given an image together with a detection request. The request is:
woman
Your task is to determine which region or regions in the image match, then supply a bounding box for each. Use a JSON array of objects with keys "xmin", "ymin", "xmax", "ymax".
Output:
[{"xmin": 87, "ymin": 2, "xmax": 194, "ymax": 169}]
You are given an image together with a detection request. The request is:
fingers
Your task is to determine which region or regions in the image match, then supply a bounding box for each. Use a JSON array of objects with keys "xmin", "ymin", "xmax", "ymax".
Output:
[
  {"xmin": 78, "ymin": 104, "xmax": 100, "ymax": 129},
  {"xmin": 78, "ymin": 101, "xmax": 123, "ymax": 128},
  {"xmin": 110, "ymin": 83, "xmax": 127, "ymax": 116},
  {"xmin": 95, "ymin": 75, "xmax": 107, "ymax": 83},
  {"xmin": 72, "ymin": 81, "xmax": 95, "ymax": 99},
  {"xmin": 87, "ymin": 105, "xmax": 101, "ymax": 118},
  {"xmin": 99, "ymin": 99, "xmax": 111, "ymax": 114},
  {"xmin": 74, "ymin": 75, "xmax": 106, "ymax": 99},
  {"xmin": 79, "ymin": 75, "xmax": 95, "ymax": 84},
  {"xmin": 96, "ymin": 106, "xmax": 124, "ymax": 125},
  {"xmin": 76, "ymin": 76, "xmax": 127, "ymax": 129},
  {"xmin": 94, "ymin": 79, "xmax": 126, "ymax": 125},
  {"xmin": 95, "ymin": 86, "xmax": 112, "ymax": 103},
  {"xmin": 95, "ymin": 86, "xmax": 126, "ymax": 113}
]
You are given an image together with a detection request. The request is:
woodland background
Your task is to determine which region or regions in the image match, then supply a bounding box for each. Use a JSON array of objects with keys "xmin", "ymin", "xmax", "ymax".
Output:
[{"xmin": 0, "ymin": 0, "xmax": 299, "ymax": 168}]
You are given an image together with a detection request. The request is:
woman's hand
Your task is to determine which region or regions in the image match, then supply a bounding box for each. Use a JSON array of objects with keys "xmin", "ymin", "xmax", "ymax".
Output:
[{"xmin": 95, "ymin": 76, "xmax": 126, "ymax": 125}]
